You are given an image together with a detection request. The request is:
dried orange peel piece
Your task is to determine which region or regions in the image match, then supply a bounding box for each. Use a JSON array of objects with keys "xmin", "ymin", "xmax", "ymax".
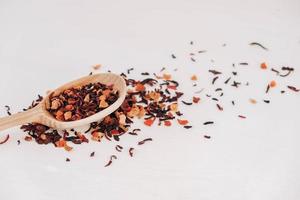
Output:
[
  {"xmin": 269, "ymin": 80, "xmax": 276, "ymax": 88},
  {"xmin": 135, "ymin": 83, "xmax": 145, "ymax": 91},
  {"xmin": 260, "ymin": 62, "xmax": 267, "ymax": 69},
  {"xmin": 191, "ymin": 75, "xmax": 198, "ymax": 81}
]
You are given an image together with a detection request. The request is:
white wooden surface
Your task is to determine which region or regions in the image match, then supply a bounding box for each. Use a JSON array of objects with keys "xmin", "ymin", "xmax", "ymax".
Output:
[{"xmin": 0, "ymin": 0, "xmax": 299, "ymax": 199}]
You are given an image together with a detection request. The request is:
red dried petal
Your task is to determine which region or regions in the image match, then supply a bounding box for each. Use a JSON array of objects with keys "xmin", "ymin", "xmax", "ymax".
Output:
[
  {"xmin": 167, "ymin": 85, "xmax": 177, "ymax": 90},
  {"xmin": 144, "ymin": 118, "xmax": 154, "ymax": 126},
  {"xmin": 193, "ymin": 97, "xmax": 200, "ymax": 103},
  {"xmin": 164, "ymin": 121, "xmax": 172, "ymax": 126},
  {"xmin": 177, "ymin": 119, "xmax": 189, "ymax": 125},
  {"xmin": 111, "ymin": 129, "xmax": 119, "ymax": 135}
]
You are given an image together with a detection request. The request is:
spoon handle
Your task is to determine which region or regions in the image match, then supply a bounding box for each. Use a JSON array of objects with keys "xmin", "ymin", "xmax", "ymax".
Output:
[{"xmin": 0, "ymin": 106, "xmax": 42, "ymax": 132}]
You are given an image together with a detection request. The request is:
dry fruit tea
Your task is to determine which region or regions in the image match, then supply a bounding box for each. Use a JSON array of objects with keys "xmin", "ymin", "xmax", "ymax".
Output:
[
  {"xmin": 46, "ymin": 82, "xmax": 119, "ymax": 121},
  {"xmin": 20, "ymin": 73, "xmax": 189, "ymax": 147}
]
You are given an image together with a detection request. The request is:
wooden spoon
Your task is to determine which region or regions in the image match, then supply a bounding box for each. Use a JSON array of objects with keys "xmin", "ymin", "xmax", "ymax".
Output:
[{"xmin": 0, "ymin": 73, "xmax": 127, "ymax": 131}]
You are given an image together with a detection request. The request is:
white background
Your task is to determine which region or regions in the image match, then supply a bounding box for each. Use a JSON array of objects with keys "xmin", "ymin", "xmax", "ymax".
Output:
[{"xmin": 0, "ymin": 0, "xmax": 300, "ymax": 199}]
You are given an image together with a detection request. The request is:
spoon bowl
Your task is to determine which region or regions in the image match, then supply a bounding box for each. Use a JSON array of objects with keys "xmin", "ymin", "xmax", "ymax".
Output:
[{"xmin": 0, "ymin": 73, "xmax": 127, "ymax": 131}]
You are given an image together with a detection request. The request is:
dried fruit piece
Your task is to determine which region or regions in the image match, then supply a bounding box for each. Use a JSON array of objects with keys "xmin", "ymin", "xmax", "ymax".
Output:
[
  {"xmin": 55, "ymin": 139, "xmax": 66, "ymax": 147},
  {"xmin": 193, "ymin": 97, "xmax": 200, "ymax": 104},
  {"xmin": 64, "ymin": 111, "xmax": 72, "ymax": 121},
  {"xmin": 144, "ymin": 118, "xmax": 155, "ymax": 126},
  {"xmin": 249, "ymin": 98, "xmax": 257, "ymax": 104},
  {"xmin": 64, "ymin": 144, "xmax": 73, "ymax": 152},
  {"xmin": 65, "ymin": 105, "xmax": 74, "ymax": 111},
  {"xmin": 47, "ymin": 82, "xmax": 118, "ymax": 122},
  {"xmin": 91, "ymin": 131, "xmax": 104, "ymax": 142},
  {"xmin": 137, "ymin": 106, "xmax": 146, "ymax": 118},
  {"xmin": 92, "ymin": 64, "xmax": 101, "ymax": 70},
  {"xmin": 191, "ymin": 75, "xmax": 198, "ymax": 81},
  {"xmin": 84, "ymin": 94, "xmax": 90, "ymax": 102},
  {"xmin": 269, "ymin": 80, "xmax": 276, "ymax": 88},
  {"xmin": 177, "ymin": 119, "xmax": 189, "ymax": 125},
  {"xmin": 260, "ymin": 62, "xmax": 267, "ymax": 69},
  {"xmin": 135, "ymin": 83, "xmax": 145, "ymax": 91},
  {"xmin": 119, "ymin": 114, "xmax": 126, "ymax": 125},
  {"xmin": 167, "ymin": 85, "xmax": 177, "ymax": 90},
  {"xmin": 164, "ymin": 121, "xmax": 172, "ymax": 126},
  {"xmin": 24, "ymin": 136, "xmax": 32, "ymax": 141},
  {"xmin": 55, "ymin": 110, "xmax": 64, "ymax": 120},
  {"xmin": 99, "ymin": 100, "xmax": 109, "ymax": 108},
  {"xmin": 50, "ymin": 99, "xmax": 62, "ymax": 110},
  {"xmin": 169, "ymin": 103, "xmax": 178, "ymax": 112},
  {"xmin": 102, "ymin": 89, "xmax": 111, "ymax": 97},
  {"xmin": 149, "ymin": 92, "xmax": 161, "ymax": 101},
  {"xmin": 163, "ymin": 74, "xmax": 172, "ymax": 80}
]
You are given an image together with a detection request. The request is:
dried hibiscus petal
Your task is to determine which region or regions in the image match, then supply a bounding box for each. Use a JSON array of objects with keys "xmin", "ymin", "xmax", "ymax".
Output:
[
  {"xmin": 167, "ymin": 85, "xmax": 177, "ymax": 90},
  {"xmin": 110, "ymin": 129, "xmax": 119, "ymax": 135},
  {"xmin": 138, "ymin": 138, "xmax": 153, "ymax": 145},
  {"xmin": 177, "ymin": 119, "xmax": 189, "ymax": 125},
  {"xmin": 144, "ymin": 118, "xmax": 155, "ymax": 126},
  {"xmin": 129, "ymin": 147, "xmax": 134, "ymax": 157},
  {"xmin": 164, "ymin": 121, "xmax": 172, "ymax": 126},
  {"xmin": 192, "ymin": 97, "xmax": 200, "ymax": 103}
]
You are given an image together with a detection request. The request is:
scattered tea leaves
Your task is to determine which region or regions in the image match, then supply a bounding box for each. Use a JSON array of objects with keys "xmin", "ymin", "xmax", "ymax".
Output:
[
  {"xmin": 104, "ymin": 155, "xmax": 117, "ymax": 167},
  {"xmin": 238, "ymin": 115, "xmax": 246, "ymax": 119},
  {"xmin": 4, "ymin": 105, "xmax": 11, "ymax": 116},
  {"xmin": 141, "ymin": 72, "xmax": 150, "ymax": 76},
  {"xmin": 90, "ymin": 152, "xmax": 95, "ymax": 157},
  {"xmin": 203, "ymin": 121, "xmax": 214, "ymax": 125},
  {"xmin": 224, "ymin": 77, "xmax": 231, "ymax": 84},
  {"xmin": 249, "ymin": 42, "xmax": 268, "ymax": 50},
  {"xmin": 127, "ymin": 68, "xmax": 134, "ymax": 74},
  {"xmin": 216, "ymin": 104, "xmax": 223, "ymax": 111},
  {"xmin": 129, "ymin": 147, "xmax": 134, "ymax": 157},
  {"xmin": 138, "ymin": 138, "xmax": 153, "ymax": 145},
  {"xmin": 182, "ymin": 101, "xmax": 193, "ymax": 105},
  {"xmin": 204, "ymin": 135, "xmax": 211, "ymax": 139},
  {"xmin": 212, "ymin": 76, "xmax": 219, "ymax": 84},
  {"xmin": 287, "ymin": 86, "xmax": 299, "ymax": 92},
  {"xmin": 209, "ymin": 70, "xmax": 222, "ymax": 75}
]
